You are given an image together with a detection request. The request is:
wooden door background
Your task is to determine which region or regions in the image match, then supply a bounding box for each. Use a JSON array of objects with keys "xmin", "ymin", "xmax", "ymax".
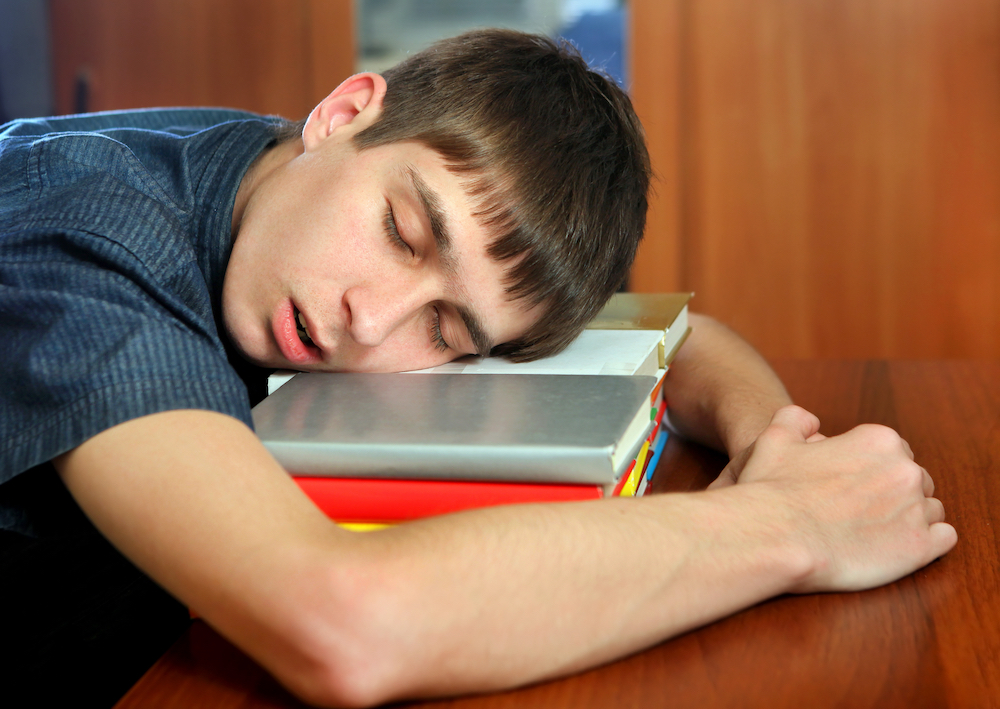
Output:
[
  {"xmin": 49, "ymin": 0, "xmax": 354, "ymax": 121},
  {"xmin": 629, "ymin": 0, "xmax": 1000, "ymax": 358}
]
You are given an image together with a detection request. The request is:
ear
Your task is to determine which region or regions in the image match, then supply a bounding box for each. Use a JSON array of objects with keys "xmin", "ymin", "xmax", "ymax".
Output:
[{"xmin": 302, "ymin": 73, "xmax": 387, "ymax": 151}]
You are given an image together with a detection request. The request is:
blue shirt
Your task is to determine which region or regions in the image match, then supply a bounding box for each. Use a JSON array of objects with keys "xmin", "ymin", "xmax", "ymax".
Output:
[{"xmin": 0, "ymin": 108, "xmax": 282, "ymax": 529}]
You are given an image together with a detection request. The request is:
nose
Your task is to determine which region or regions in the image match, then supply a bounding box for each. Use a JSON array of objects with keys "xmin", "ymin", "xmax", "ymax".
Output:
[{"xmin": 343, "ymin": 278, "xmax": 437, "ymax": 348}]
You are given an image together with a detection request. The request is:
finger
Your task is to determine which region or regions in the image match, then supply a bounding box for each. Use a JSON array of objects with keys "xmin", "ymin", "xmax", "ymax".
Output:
[
  {"xmin": 900, "ymin": 438, "xmax": 915, "ymax": 460},
  {"xmin": 806, "ymin": 432, "xmax": 827, "ymax": 443},
  {"xmin": 708, "ymin": 455, "xmax": 743, "ymax": 489},
  {"xmin": 922, "ymin": 467, "xmax": 935, "ymax": 497},
  {"xmin": 769, "ymin": 405, "xmax": 822, "ymax": 443},
  {"xmin": 707, "ymin": 470, "xmax": 737, "ymax": 490},
  {"xmin": 928, "ymin": 522, "xmax": 958, "ymax": 559},
  {"xmin": 924, "ymin": 496, "xmax": 946, "ymax": 525}
]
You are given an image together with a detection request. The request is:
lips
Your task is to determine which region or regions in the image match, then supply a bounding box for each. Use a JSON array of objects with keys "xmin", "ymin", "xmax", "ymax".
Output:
[
  {"xmin": 295, "ymin": 308, "xmax": 316, "ymax": 348},
  {"xmin": 273, "ymin": 300, "xmax": 321, "ymax": 365}
]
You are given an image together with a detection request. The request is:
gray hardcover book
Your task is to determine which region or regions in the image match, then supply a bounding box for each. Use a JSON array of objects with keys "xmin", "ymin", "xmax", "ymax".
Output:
[{"xmin": 252, "ymin": 373, "xmax": 657, "ymax": 485}]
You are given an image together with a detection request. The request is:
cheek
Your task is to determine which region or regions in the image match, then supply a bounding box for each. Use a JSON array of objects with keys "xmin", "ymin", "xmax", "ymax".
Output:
[
  {"xmin": 405, "ymin": 349, "xmax": 459, "ymax": 372},
  {"xmin": 354, "ymin": 333, "xmax": 458, "ymax": 373}
]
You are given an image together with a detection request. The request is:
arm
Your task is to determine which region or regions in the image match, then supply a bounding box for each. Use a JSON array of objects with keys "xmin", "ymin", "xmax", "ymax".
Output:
[
  {"xmin": 56, "ymin": 407, "xmax": 955, "ymax": 707},
  {"xmin": 663, "ymin": 313, "xmax": 792, "ymax": 456}
]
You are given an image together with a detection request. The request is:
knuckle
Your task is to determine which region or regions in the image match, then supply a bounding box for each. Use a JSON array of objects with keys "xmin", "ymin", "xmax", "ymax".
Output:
[
  {"xmin": 887, "ymin": 459, "xmax": 925, "ymax": 492},
  {"xmin": 928, "ymin": 497, "xmax": 946, "ymax": 522},
  {"xmin": 757, "ymin": 423, "xmax": 787, "ymax": 450},
  {"xmin": 766, "ymin": 405, "xmax": 820, "ymax": 443},
  {"xmin": 856, "ymin": 423, "xmax": 902, "ymax": 451}
]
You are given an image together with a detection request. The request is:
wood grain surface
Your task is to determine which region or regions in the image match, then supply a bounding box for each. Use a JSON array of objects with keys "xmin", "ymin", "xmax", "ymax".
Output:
[
  {"xmin": 49, "ymin": 0, "xmax": 355, "ymax": 120},
  {"xmin": 629, "ymin": 0, "xmax": 1000, "ymax": 360},
  {"xmin": 115, "ymin": 361, "xmax": 1000, "ymax": 708}
]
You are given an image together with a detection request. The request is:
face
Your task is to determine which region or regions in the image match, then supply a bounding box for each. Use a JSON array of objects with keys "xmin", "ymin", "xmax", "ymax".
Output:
[{"xmin": 222, "ymin": 91, "xmax": 537, "ymax": 373}]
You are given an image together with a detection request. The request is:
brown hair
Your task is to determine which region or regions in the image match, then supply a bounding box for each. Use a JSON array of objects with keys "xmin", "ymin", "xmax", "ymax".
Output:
[{"xmin": 288, "ymin": 29, "xmax": 650, "ymax": 360}]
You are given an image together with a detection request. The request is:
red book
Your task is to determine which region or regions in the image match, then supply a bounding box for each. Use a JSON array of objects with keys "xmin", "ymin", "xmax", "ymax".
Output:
[{"xmin": 294, "ymin": 477, "xmax": 606, "ymax": 522}]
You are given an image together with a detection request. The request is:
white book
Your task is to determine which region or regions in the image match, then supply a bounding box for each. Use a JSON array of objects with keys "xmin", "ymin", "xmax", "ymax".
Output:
[{"xmin": 268, "ymin": 328, "xmax": 663, "ymax": 395}]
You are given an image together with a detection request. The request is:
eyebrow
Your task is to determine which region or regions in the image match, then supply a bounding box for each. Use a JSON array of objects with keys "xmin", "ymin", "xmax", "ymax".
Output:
[{"xmin": 406, "ymin": 165, "xmax": 494, "ymax": 357}]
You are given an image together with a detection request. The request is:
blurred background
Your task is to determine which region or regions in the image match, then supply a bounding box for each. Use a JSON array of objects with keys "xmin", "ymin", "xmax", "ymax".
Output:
[{"xmin": 2, "ymin": 0, "xmax": 997, "ymax": 361}]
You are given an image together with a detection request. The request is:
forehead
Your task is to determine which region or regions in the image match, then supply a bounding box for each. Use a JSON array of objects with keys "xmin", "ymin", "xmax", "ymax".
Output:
[{"xmin": 387, "ymin": 140, "xmax": 512, "ymax": 234}]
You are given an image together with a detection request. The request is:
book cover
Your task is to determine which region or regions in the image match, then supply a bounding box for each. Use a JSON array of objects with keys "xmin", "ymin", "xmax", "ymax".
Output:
[{"xmin": 253, "ymin": 372, "xmax": 658, "ymax": 485}]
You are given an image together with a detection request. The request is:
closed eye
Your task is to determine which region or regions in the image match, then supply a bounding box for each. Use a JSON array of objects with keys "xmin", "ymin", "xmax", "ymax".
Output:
[
  {"xmin": 384, "ymin": 203, "xmax": 413, "ymax": 254},
  {"xmin": 431, "ymin": 306, "xmax": 450, "ymax": 352}
]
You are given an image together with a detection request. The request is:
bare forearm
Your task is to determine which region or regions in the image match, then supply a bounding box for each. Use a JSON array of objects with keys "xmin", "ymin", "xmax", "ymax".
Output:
[
  {"xmin": 664, "ymin": 313, "xmax": 791, "ymax": 455},
  {"xmin": 340, "ymin": 489, "xmax": 807, "ymax": 701}
]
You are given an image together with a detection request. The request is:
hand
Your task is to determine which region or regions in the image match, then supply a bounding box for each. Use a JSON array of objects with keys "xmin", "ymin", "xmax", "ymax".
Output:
[
  {"xmin": 709, "ymin": 408, "xmax": 824, "ymax": 490},
  {"xmin": 721, "ymin": 405, "xmax": 957, "ymax": 593},
  {"xmin": 709, "ymin": 443, "xmax": 754, "ymax": 490}
]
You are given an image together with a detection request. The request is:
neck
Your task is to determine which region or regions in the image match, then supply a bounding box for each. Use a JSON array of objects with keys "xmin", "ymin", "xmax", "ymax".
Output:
[{"xmin": 231, "ymin": 139, "xmax": 303, "ymax": 239}]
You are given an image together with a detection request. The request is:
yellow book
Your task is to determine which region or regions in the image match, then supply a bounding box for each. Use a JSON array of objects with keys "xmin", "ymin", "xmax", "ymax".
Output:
[
  {"xmin": 588, "ymin": 293, "xmax": 693, "ymax": 369},
  {"xmin": 337, "ymin": 522, "xmax": 391, "ymax": 532}
]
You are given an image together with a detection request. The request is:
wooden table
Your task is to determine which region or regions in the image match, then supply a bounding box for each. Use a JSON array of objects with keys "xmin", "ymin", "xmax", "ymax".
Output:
[{"xmin": 116, "ymin": 361, "xmax": 1000, "ymax": 708}]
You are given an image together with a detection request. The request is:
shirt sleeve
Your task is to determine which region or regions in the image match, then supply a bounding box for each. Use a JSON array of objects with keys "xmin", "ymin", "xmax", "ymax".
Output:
[{"xmin": 0, "ymin": 227, "xmax": 252, "ymax": 483}]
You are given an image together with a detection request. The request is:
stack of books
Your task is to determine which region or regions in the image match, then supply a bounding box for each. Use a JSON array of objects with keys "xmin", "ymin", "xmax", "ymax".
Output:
[{"xmin": 253, "ymin": 293, "xmax": 691, "ymax": 530}]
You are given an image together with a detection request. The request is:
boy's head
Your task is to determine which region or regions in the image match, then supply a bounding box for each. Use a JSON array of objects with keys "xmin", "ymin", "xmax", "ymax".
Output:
[{"xmin": 280, "ymin": 29, "xmax": 650, "ymax": 362}]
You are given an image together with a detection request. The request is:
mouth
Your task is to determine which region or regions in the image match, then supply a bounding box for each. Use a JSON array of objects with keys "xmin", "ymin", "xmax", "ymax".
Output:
[{"xmin": 294, "ymin": 307, "xmax": 317, "ymax": 348}]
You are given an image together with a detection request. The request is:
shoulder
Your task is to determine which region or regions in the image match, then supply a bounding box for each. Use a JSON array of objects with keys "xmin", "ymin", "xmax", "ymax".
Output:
[
  {"xmin": 0, "ymin": 107, "xmax": 265, "ymax": 140},
  {"xmin": 3, "ymin": 108, "xmax": 275, "ymax": 237},
  {"xmin": 1, "ymin": 108, "xmax": 279, "ymax": 196}
]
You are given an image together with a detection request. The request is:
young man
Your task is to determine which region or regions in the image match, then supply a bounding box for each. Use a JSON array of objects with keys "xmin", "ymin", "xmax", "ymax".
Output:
[{"xmin": 0, "ymin": 30, "xmax": 954, "ymax": 707}]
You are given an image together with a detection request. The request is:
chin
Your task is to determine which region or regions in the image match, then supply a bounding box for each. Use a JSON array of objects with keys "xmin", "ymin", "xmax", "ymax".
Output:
[{"xmin": 223, "ymin": 325, "xmax": 274, "ymax": 369}]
